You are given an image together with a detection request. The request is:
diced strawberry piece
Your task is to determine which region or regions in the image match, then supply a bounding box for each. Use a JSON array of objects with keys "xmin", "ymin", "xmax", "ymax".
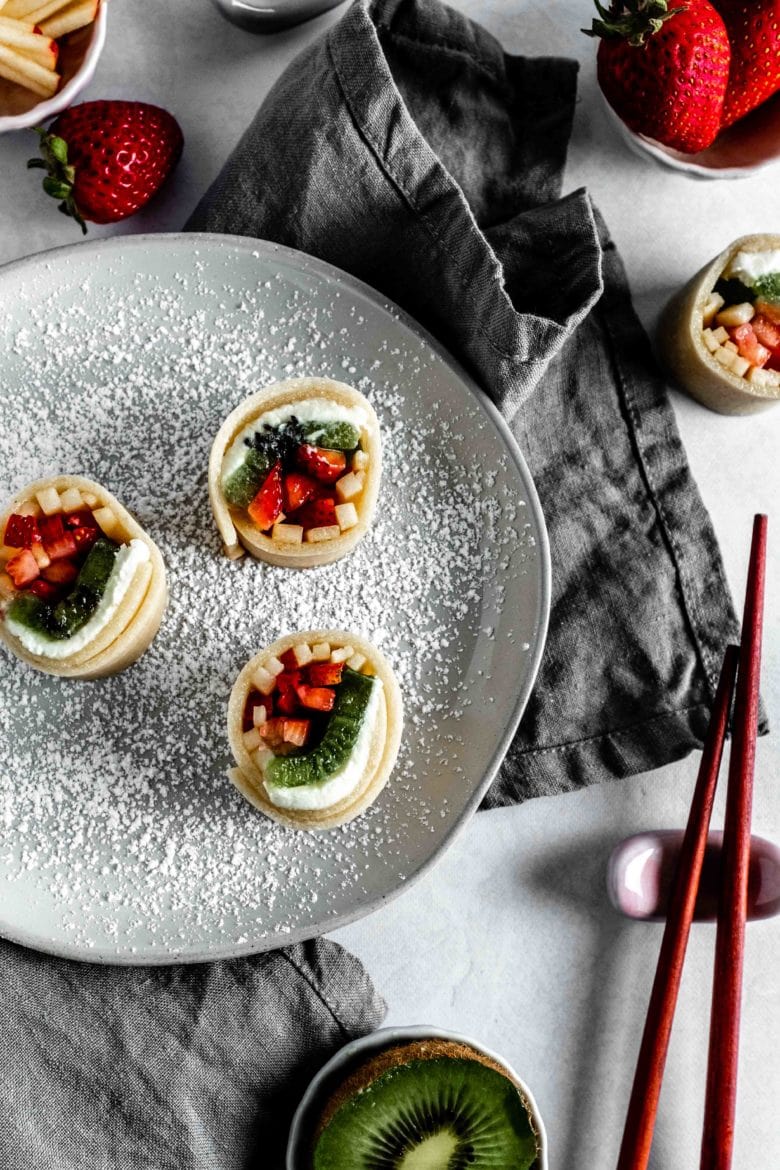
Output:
[
  {"xmin": 755, "ymin": 300, "xmax": 780, "ymax": 326},
  {"xmin": 296, "ymin": 444, "xmax": 346, "ymax": 484},
  {"xmin": 247, "ymin": 462, "xmax": 283, "ymax": 531},
  {"xmin": 283, "ymin": 718, "xmax": 311, "ymax": 747},
  {"xmin": 283, "ymin": 472, "xmax": 318, "ymax": 514},
  {"xmin": 6, "ymin": 548, "xmax": 40, "ymax": 588},
  {"xmin": 38, "ymin": 514, "xmax": 78, "ymax": 561},
  {"xmin": 279, "ymin": 648, "xmax": 299, "ymax": 670},
  {"xmin": 259, "ymin": 717, "xmax": 287, "ymax": 751},
  {"xmin": 72, "ymin": 523, "xmax": 101, "ymax": 553},
  {"xmin": 3, "ymin": 513, "xmax": 39, "ymax": 549},
  {"xmin": 307, "ymin": 662, "xmax": 344, "ymax": 686},
  {"xmin": 41, "ymin": 559, "xmax": 79, "ymax": 586},
  {"xmin": 750, "ymin": 314, "xmax": 780, "ymax": 353},
  {"xmin": 28, "ymin": 579, "xmax": 61, "ymax": 601},
  {"xmin": 64, "ymin": 509, "xmax": 98, "ymax": 531},
  {"xmin": 730, "ymin": 324, "xmax": 770, "ymax": 369},
  {"xmin": 295, "ymin": 496, "xmax": 337, "ymax": 531},
  {"xmin": 295, "ymin": 683, "xmax": 336, "ymax": 712},
  {"xmin": 276, "ymin": 669, "xmax": 303, "ymax": 714}
]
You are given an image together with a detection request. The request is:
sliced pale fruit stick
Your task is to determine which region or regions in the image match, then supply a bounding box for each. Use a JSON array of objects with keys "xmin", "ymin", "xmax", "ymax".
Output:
[
  {"xmin": 252, "ymin": 704, "xmax": 268, "ymax": 728},
  {"xmin": 17, "ymin": 0, "xmax": 73, "ymax": 23},
  {"xmin": 311, "ymin": 642, "xmax": 331, "ymax": 662},
  {"xmin": 0, "ymin": 14, "xmax": 53, "ymax": 47},
  {"xmin": 702, "ymin": 292, "xmax": 725, "ymax": 327},
  {"xmin": 716, "ymin": 301, "xmax": 754, "ymax": 328},
  {"xmin": 346, "ymin": 652, "xmax": 366, "ymax": 671},
  {"xmin": 2, "ymin": 0, "xmax": 49, "ymax": 16},
  {"xmin": 292, "ymin": 642, "xmax": 313, "ymax": 667},
  {"xmin": 0, "ymin": 45, "xmax": 57, "ymax": 96},
  {"xmin": 271, "ymin": 521, "xmax": 303, "ymax": 545},
  {"xmin": 243, "ymin": 727, "xmax": 263, "ymax": 752},
  {"xmin": 265, "ymin": 655, "xmax": 284, "ymax": 677},
  {"xmin": 14, "ymin": 40, "xmax": 57, "ymax": 70},
  {"xmin": 40, "ymin": 0, "xmax": 98, "ymax": 38},
  {"xmin": 305, "ymin": 524, "xmax": 341, "ymax": 543},
  {"xmin": 711, "ymin": 325, "xmax": 729, "ymax": 345},
  {"xmin": 731, "ymin": 355, "xmax": 750, "ymax": 378},
  {"xmin": 714, "ymin": 347, "xmax": 738, "ymax": 370},
  {"xmin": 702, "ymin": 328, "xmax": 720, "ymax": 354},
  {"xmin": 330, "ymin": 645, "xmax": 354, "ymax": 664},
  {"xmin": 92, "ymin": 505, "xmax": 123, "ymax": 540},
  {"xmin": 334, "ymin": 472, "xmax": 363, "ymax": 502},
  {"xmin": 335, "ymin": 502, "xmax": 358, "ymax": 531},
  {"xmin": 723, "ymin": 340, "xmax": 738, "ymax": 354},
  {"xmin": 35, "ymin": 485, "xmax": 62, "ymax": 515},
  {"xmin": 59, "ymin": 486, "xmax": 84, "ymax": 512},
  {"xmin": 748, "ymin": 366, "xmax": 780, "ymax": 387},
  {"xmin": 352, "ymin": 449, "xmax": 369, "ymax": 472},
  {"xmin": 250, "ymin": 664, "xmax": 275, "ymax": 696}
]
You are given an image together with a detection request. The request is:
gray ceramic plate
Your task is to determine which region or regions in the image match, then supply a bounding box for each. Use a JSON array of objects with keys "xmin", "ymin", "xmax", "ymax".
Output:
[{"xmin": 0, "ymin": 233, "xmax": 549, "ymax": 964}]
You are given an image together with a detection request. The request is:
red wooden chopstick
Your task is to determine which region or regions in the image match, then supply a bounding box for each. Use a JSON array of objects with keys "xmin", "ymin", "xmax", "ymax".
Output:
[
  {"xmin": 700, "ymin": 513, "xmax": 768, "ymax": 1170},
  {"xmin": 615, "ymin": 644, "xmax": 739, "ymax": 1170}
]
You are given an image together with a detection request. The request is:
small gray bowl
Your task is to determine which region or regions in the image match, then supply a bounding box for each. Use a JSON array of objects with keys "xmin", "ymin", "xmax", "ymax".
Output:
[
  {"xmin": 210, "ymin": 0, "xmax": 344, "ymax": 32},
  {"xmin": 286, "ymin": 1025, "xmax": 549, "ymax": 1169}
]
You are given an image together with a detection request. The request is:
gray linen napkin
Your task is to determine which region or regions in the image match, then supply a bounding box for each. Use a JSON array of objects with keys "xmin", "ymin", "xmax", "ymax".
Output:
[
  {"xmin": 0, "ymin": 936, "xmax": 384, "ymax": 1169},
  {"xmin": 187, "ymin": 0, "xmax": 740, "ymax": 802}
]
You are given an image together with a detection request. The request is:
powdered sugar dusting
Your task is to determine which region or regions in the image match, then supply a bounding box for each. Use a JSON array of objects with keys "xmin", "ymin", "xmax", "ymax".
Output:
[{"xmin": 0, "ymin": 239, "xmax": 543, "ymax": 961}]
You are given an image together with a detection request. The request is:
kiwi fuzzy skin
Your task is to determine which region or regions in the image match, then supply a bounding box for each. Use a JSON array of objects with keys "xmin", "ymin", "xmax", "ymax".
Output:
[{"xmin": 311, "ymin": 1038, "xmax": 541, "ymax": 1166}]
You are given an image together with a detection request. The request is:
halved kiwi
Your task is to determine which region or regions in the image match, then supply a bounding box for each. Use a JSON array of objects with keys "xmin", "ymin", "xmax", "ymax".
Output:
[{"xmin": 311, "ymin": 1039, "xmax": 540, "ymax": 1169}]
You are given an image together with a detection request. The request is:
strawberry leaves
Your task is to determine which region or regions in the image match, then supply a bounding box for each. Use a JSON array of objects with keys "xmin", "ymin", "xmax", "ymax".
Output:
[
  {"xmin": 584, "ymin": 0, "xmax": 686, "ymax": 47},
  {"xmin": 28, "ymin": 127, "xmax": 86, "ymax": 233}
]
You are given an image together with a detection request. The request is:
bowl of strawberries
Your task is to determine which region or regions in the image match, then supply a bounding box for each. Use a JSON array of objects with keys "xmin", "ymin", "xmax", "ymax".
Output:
[{"xmin": 586, "ymin": 0, "xmax": 780, "ymax": 178}]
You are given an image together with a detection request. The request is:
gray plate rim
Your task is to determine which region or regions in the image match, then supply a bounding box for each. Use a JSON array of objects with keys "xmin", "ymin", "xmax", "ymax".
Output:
[{"xmin": 0, "ymin": 232, "xmax": 551, "ymax": 965}]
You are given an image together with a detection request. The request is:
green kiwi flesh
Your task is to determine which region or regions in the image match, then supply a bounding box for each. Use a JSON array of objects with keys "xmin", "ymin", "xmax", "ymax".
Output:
[{"xmin": 311, "ymin": 1048, "xmax": 539, "ymax": 1170}]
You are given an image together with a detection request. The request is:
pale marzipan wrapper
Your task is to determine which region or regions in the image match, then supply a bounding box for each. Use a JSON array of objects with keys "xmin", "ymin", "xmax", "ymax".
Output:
[
  {"xmin": 0, "ymin": 475, "xmax": 167, "ymax": 680},
  {"xmin": 209, "ymin": 377, "xmax": 381, "ymax": 567},
  {"xmin": 658, "ymin": 233, "xmax": 780, "ymax": 416},
  {"xmin": 227, "ymin": 630, "xmax": 403, "ymax": 832}
]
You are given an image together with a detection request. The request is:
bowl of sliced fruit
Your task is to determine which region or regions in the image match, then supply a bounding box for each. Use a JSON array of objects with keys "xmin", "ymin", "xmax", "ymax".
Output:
[
  {"xmin": 0, "ymin": 0, "xmax": 106, "ymax": 133},
  {"xmin": 287, "ymin": 1026, "xmax": 548, "ymax": 1170}
]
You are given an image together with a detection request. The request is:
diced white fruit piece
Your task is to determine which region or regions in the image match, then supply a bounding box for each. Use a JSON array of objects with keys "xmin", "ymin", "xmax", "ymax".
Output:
[
  {"xmin": 272, "ymin": 521, "xmax": 303, "ymax": 544},
  {"xmin": 252, "ymin": 704, "xmax": 268, "ymax": 728},
  {"xmin": 16, "ymin": 499, "xmax": 41, "ymax": 518},
  {"xmin": 711, "ymin": 326, "xmax": 729, "ymax": 345},
  {"xmin": 335, "ymin": 502, "xmax": 359, "ymax": 532},
  {"xmin": 714, "ymin": 346, "xmax": 738, "ymax": 370},
  {"xmin": 254, "ymin": 745, "xmax": 275, "ymax": 771},
  {"xmin": 716, "ymin": 302, "xmax": 754, "ymax": 328},
  {"xmin": 292, "ymin": 642, "xmax": 314, "ymax": 667},
  {"xmin": 748, "ymin": 366, "xmax": 780, "ymax": 387},
  {"xmin": 331, "ymin": 645, "xmax": 354, "ymax": 664},
  {"xmin": 35, "ymin": 486, "xmax": 62, "ymax": 515},
  {"xmin": 92, "ymin": 506, "xmax": 123, "ymax": 540},
  {"xmin": 335, "ymin": 472, "xmax": 364, "ymax": 502},
  {"xmin": 305, "ymin": 524, "xmax": 341, "ymax": 543},
  {"xmin": 311, "ymin": 642, "xmax": 331, "ymax": 661},
  {"xmin": 243, "ymin": 727, "xmax": 263, "ymax": 751},
  {"xmin": 250, "ymin": 665, "xmax": 275, "ymax": 695},
  {"xmin": 731, "ymin": 355, "xmax": 750, "ymax": 378},
  {"xmin": 346, "ymin": 652, "xmax": 366, "ymax": 671},
  {"xmin": 59, "ymin": 487, "xmax": 84, "ymax": 511},
  {"xmin": 352, "ymin": 449, "xmax": 369, "ymax": 472},
  {"xmin": 723, "ymin": 340, "xmax": 738, "ymax": 354},
  {"xmin": 31, "ymin": 542, "xmax": 50, "ymax": 569},
  {"xmin": 702, "ymin": 328, "xmax": 720, "ymax": 354},
  {"xmin": 81, "ymin": 492, "xmax": 98, "ymax": 508},
  {"xmin": 265, "ymin": 655, "xmax": 284, "ymax": 677},
  {"xmin": 702, "ymin": 292, "xmax": 725, "ymax": 326}
]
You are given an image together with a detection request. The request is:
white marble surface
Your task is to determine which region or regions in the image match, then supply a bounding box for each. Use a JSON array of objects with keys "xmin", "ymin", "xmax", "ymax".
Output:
[{"xmin": 0, "ymin": 1, "xmax": 778, "ymax": 1167}]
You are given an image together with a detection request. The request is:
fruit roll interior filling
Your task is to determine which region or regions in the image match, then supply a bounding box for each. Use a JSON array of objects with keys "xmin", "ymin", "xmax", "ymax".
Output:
[{"xmin": 701, "ymin": 246, "xmax": 780, "ymax": 389}]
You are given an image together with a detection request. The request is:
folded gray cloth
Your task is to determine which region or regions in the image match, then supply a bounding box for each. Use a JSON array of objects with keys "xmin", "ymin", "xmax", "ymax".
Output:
[
  {"xmin": 1, "ymin": 936, "xmax": 384, "ymax": 1169},
  {"xmin": 188, "ymin": 0, "xmax": 740, "ymax": 802}
]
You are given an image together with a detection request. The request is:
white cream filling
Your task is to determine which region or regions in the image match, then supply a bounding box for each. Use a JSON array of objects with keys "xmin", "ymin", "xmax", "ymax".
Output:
[
  {"xmin": 222, "ymin": 397, "xmax": 367, "ymax": 482},
  {"xmin": 725, "ymin": 249, "xmax": 780, "ymax": 286},
  {"xmin": 263, "ymin": 680, "xmax": 382, "ymax": 811},
  {"xmin": 5, "ymin": 539, "xmax": 149, "ymax": 660}
]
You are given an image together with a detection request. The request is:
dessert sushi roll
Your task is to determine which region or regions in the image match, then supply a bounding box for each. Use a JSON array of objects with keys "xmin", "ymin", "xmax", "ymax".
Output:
[
  {"xmin": 0, "ymin": 475, "xmax": 167, "ymax": 679},
  {"xmin": 227, "ymin": 630, "xmax": 402, "ymax": 831},
  {"xmin": 209, "ymin": 376, "xmax": 381, "ymax": 567},
  {"xmin": 659, "ymin": 233, "xmax": 780, "ymax": 415}
]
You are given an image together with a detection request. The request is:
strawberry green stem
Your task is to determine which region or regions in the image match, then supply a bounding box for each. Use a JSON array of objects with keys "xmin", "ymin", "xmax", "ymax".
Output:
[
  {"xmin": 27, "ymin": 126, "xmax": 87, "ymax": 234},
  {"xmin": 583, "ymin": 0, "xmax": 687, "ymax": 47}
]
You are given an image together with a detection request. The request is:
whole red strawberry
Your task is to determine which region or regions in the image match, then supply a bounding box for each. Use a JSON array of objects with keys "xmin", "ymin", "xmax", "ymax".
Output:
[
  {"xmin": 710, "ymin": 0, "xmax": 780, "ymax": 126},
  {"xmin": 28, "ymin": 101, "xmax": 183, "ymax": 233},
  {"xmin": 585, "ymin": 0, "xmax": 731, "ymax": 153}
]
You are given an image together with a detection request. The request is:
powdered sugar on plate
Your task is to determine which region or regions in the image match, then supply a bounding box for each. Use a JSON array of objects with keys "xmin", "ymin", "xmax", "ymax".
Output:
[{"xmin": 0, "ymin": 236, "xmax": 545, "ymax": 962}]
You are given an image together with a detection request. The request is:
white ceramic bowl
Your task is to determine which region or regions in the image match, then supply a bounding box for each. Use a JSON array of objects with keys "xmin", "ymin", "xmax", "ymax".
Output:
[
  {"xmin": 286, "ymin": 1025, "xmax": 549, "ymax": 1169},
  {"xmin": 602, "ymin": 90, "xmax": 780, "ymax": 180},
  {"xmin": 0, "ymin": 4, "xmax": 107, "ymax": 134}
]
